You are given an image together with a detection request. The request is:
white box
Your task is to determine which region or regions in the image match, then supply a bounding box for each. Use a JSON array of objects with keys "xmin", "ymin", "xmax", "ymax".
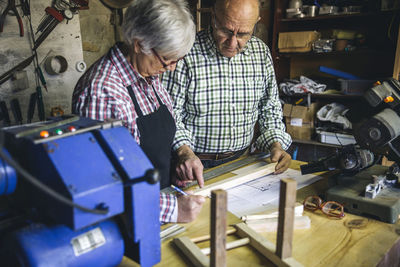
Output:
[{"xmin": 317, "ymin": 131, "xmax": 356, "ymax": 145}]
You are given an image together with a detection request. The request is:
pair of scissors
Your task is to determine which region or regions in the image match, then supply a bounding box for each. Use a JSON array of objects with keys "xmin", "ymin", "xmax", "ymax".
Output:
[{"xmin": 0, "ymin": 0, "xmax": 24, "ymax": 36}]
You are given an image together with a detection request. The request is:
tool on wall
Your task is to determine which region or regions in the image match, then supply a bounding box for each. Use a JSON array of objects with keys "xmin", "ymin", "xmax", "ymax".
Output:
[
  {"xmin": 33, "ymin": 0, "xmax": 89, "ymax": 51},
  {"xmin": 0, "ymin": 0, "xmax": 24, "ymax": 37},
  {"xmin": 27, "ymin": 92, "xmax": 36, "ymax": 123},
  {"xmin": 0, "ymin": 56, "xmax": 34, "ymax": 86},
  {"xmin": 10, "ymin": 98, "xmax": 23, "ymax": 125},
  {"xmin": 0, "ymin": 101, "xmax": 11, "ymax": 126}
]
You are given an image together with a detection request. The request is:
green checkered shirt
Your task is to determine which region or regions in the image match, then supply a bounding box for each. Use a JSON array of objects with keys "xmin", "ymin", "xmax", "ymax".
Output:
[{"xmin": 162, "ymin": 29, "xmax": 292, "ymax": 153}]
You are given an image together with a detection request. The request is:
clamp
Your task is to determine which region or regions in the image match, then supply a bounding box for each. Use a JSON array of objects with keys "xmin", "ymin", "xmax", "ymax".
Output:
[{"xmin": 0, "ymin": 0, "xmax": 24, "ymax": 36}]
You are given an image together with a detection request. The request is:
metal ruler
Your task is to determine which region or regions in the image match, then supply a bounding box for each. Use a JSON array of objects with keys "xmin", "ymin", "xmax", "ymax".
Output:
[{"xmin": 161, "ymin": 152, "xmax": 269, "ymax": 194}]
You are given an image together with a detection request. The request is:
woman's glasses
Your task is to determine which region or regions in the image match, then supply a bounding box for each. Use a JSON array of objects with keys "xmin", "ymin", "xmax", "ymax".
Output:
[
  {"xmin": 151, "ymin": 48, "xmax": 183, "ymax": 68},
  {"xmin": 303, "ymin": 195, "xmax": 345, "ymax": 219}
]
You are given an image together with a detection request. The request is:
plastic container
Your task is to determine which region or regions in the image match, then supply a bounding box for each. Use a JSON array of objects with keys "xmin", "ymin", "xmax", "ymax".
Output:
[{"xmin": 338, "ymin": 79, "xmax": 375, "ymax": 95}]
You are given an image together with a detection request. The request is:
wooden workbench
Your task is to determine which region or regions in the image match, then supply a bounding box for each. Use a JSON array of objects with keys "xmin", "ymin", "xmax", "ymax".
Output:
[{"xmin": 120, "ymin": 160, "xmax": 400, "ymax": 267}]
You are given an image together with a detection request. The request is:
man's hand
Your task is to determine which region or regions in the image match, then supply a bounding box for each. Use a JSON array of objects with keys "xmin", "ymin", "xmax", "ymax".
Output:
[
  {"xmin": 177, "ymin": 192, "xmax": 205, "ymax": 223},
  {"xmin": 270, "ymin": 142, "xmax": 291, "ymax": 174},
  {"xmin": 175, "ymin": 145, "xmax": 204, "ymax": 187}
]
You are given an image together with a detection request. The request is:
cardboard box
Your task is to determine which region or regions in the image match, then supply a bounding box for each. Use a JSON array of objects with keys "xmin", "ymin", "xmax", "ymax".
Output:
[
  {"xmin": 283, "ymin": 103, "xmax": 317, "ymax": 140},
  {"xmin": 278, "ymin": 31, "xmax": 320, "ymax": 53}
]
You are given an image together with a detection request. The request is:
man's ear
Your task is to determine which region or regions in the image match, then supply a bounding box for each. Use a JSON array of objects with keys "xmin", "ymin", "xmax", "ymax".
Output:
[{"xmin": 257, "ymin": 16, "xmax": 261, "ymax": 23}]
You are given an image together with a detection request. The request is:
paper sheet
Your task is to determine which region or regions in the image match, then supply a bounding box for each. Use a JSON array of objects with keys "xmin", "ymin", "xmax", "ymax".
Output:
[{"xmin": 227, "ymin": 163, "xmax": 322, "ymax": 217}]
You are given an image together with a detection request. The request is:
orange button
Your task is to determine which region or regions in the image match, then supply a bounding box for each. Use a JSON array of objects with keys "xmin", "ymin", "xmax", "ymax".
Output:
[
  {"xmin": 384, "ymin": 96, "xmax": 394, "ymax": 103},
  {"xmin": 40, "ymin": 131, "xmax": 49, "ymax": 138}
]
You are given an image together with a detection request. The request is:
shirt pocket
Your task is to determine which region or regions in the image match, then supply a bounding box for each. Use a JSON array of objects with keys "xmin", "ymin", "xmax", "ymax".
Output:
[{"xmin": 236, "ymin": 78, "xmax": 264, "ymax": 114}]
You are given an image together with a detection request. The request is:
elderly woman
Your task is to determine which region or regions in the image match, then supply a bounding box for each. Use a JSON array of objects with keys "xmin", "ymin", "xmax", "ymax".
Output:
[{"xmin": 72, "ymin": 0, "xmax": 204, "ymax": 223}]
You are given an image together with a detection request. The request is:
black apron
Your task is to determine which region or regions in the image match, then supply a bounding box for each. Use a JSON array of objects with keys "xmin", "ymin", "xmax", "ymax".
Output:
[{"xmin": 126, "ymin": 85, "xmax": 176, "ymax": 189}]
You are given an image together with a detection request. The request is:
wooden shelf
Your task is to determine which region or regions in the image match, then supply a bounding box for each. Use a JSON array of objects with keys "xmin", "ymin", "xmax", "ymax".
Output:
[
  {"xmin": 277, "ymin": 48, "xmax": 386, "ymax": 58},
  {"xmin": 279, "ymin": 11, "xmax": 396, "ymax": 23}
]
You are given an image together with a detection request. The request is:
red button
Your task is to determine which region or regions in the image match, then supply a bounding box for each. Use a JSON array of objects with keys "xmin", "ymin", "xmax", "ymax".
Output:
[{"xmin": 68, "ymin": 126, "xmax": 77, "ymax": 132}]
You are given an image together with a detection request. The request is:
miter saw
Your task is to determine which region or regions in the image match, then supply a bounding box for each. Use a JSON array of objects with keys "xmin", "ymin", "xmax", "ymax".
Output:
[
  {"xmin": 0, "ymin": 116, "xmax": 161, "ymax": 266},
  {"xmin": 301, "ymin": 79, "xmax": 400, "ymax": 223}
]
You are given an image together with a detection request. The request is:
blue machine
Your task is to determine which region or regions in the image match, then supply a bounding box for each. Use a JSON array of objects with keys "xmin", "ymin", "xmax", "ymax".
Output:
[{"xmin": 0, "ymin": 116, "xmax": 161, "ymax": 267}]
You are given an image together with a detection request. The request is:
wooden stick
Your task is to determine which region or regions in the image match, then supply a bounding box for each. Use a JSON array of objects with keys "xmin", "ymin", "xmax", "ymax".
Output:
[
  {"xmin": 173, "ymin": 236, "xmax": 209, "ymax": 267},
  {"xmin": 194, "ymin": 163, "xmax": 276, "ymax": 197},
  {"xmin": 393, "ymin": 25, "xmax": 400, "ymax": 80},
  {"xmin": 191, "ymin": 228, "xmax": 236, "ymax": 243},
  {"xmin": 276, "ymin": 178, "xmax": 297, "ymax": 259},
  {"xmin": 234, "ymin": 223, "xmax": 302, "ymax": 267},
  {"xmin": 201, "ymin": 238, "xmax": 250, "ymax": 256},
  {"xmin": 211, "ymin": 190, "xmax": 227, "ymax": 267}
]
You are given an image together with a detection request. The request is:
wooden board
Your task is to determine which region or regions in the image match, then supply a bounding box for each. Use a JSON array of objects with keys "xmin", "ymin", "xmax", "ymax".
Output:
[{"xmin": 194, "ymin": 163, "xmax": 276, "ymax": 197}]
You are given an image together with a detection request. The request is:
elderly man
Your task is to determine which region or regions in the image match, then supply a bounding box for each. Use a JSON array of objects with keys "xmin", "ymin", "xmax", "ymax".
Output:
[
  {"xmin": 162, "ymin": 0, "xmax": 292, "ymax": 187},
  {"xmin": 72, "ymin": 0, "xmax": 204, "ymax": 223}
]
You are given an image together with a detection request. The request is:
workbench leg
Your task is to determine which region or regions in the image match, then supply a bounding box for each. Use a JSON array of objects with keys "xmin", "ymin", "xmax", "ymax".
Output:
[
  {"xmin": 211, "ymin": 189, "xmax": 227, "ymax": 267},
  {"xmin": 276, "ymin": 178, "xmax": 297, "ymax": 259}
]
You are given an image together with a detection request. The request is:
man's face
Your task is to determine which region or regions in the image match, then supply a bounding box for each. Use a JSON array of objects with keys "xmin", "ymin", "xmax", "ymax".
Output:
[{"xmin": 211, "ymin": 7, "xmax": 258, "ymax": 58}]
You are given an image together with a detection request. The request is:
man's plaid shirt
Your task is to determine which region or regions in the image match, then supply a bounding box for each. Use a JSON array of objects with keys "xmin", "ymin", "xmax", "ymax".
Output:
[
  {"xmin": 162, "ymin": 29, "xmax": 292, "ymax": 153},
  {"xmin": 72, "ymin": 44, "xmax": 177, "ymax": 223}
]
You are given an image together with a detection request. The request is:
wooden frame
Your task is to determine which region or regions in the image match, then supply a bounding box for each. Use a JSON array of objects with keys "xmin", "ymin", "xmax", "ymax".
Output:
[{"xmin": 174, "ymin": 180, "xmax": 303, "ymax": 267}]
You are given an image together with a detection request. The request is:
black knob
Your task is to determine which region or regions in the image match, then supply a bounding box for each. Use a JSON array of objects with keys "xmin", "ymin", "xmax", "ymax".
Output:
[{"xmin": 144, "ymin": 169, "xmax": 160, "ymax": 184}]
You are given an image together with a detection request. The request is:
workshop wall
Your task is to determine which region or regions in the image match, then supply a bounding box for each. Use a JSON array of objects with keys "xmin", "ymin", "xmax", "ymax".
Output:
[
  {"xmin": 0, "ymin": 0, "xmax": 84, "ymax": 125},
  {"xmin": 79, "ymin": 1, "xmax": 115, "ymax": 67}
]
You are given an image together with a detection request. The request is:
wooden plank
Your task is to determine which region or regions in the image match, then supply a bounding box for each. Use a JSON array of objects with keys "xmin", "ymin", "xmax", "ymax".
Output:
[
  {"xmin": 191, "ymin": 228, "xmax": 236, "ymax": 243},
  {"xmin": 173, "ymin": 236, "xmax": 209, "ymax": 267},
  {"xmin": 393, "ymin": 25, "xmax": 400, "ymax": 80},
  {"xmin": 234, "ymin": 223, "xmax": 303, "ymax": 267},
  {"xmin": 211, "ymin": 190, "xmax": 227, "ymax": 267},
  {"xmin": 194, "ymin": 163, "xmax": 277, "ymax": 197},
  {"xmin": 201, "ymin": 238, "xmax": 250, "ymax": 256},
  {"xmin": 276, "ymin": 178, "xmax": 297, "ymax": 259}
]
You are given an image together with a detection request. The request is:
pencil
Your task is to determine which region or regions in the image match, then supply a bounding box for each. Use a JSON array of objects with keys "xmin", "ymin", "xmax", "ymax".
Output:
[{"xmin": 171, "ymin": 185, "xmax": 188, "ymax": 195}]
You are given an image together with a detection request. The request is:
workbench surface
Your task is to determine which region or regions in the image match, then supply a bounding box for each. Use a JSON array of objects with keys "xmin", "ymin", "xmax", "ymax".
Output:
[{"xmin": 120, "ymin": 160, "xmax": 400, "ymax": 267}]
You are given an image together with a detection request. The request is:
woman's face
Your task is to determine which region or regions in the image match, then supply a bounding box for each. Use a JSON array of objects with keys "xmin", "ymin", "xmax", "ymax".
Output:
[{"xmin": 135, "ymin": 48, "xmax": 180, "ymax": 77}]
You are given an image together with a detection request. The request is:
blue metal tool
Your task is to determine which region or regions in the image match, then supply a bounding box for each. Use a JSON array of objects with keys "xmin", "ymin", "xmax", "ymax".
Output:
[{"xmin": 0, "ymin": 117, "xmax": 161, "ymax": 267}]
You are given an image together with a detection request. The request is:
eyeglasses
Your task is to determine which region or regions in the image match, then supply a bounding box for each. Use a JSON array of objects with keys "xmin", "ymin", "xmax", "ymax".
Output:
[
  {"xmin": 303, "ymin": 196, "xmax": 345, "ymax": 219},
  {"xmin": 151, "ymin": 48, "xmax": 183, "ymax": 68},
  {"xmin": 212, "ymin": 14, "xmax": 253, "ymax": 41}
]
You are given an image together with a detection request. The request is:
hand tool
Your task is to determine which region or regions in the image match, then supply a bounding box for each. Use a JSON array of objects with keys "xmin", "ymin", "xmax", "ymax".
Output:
[
  {"xmin": 36, "ymin": 86, "xmax": 45, "ymax": 121},
  {"xmin": 36, "ymin": 66, "xmax": 48, "ymax": 92},
  {"xmin": 10, "ymin": 98, "xmax": 23, "ymax": 125},
  {"xmin": 0, "ymin": 56, "xmax": 34, "ymax": 85},
  {"xmin": 27, "ymin": 92, "xmax": 37, "ymax": 123},
  {"xmin": 0, "ymin": 101, "xmax": 11, "ymax": 126},
  {"xmin": 20, "ymin": 0, "xmax": 30, "ymax": 16},
  {"xmin": 33, "ymin": 7, "xmax": 64, "ymax": 50},
  {"xmin": 0, "ymin": 0, "xmax": 24, "ymax": 36}
]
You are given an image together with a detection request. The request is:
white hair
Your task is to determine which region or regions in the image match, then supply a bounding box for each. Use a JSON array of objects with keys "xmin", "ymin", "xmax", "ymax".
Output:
[{"xmin": 122, "ymin": 0, "xmax": 196, "ymax": 58}]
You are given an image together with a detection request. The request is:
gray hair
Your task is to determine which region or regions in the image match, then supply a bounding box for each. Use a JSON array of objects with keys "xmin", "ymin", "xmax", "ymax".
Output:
[{"xmin": 122, "ymin": 0, "xmax": 195, "ymax": 59}]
